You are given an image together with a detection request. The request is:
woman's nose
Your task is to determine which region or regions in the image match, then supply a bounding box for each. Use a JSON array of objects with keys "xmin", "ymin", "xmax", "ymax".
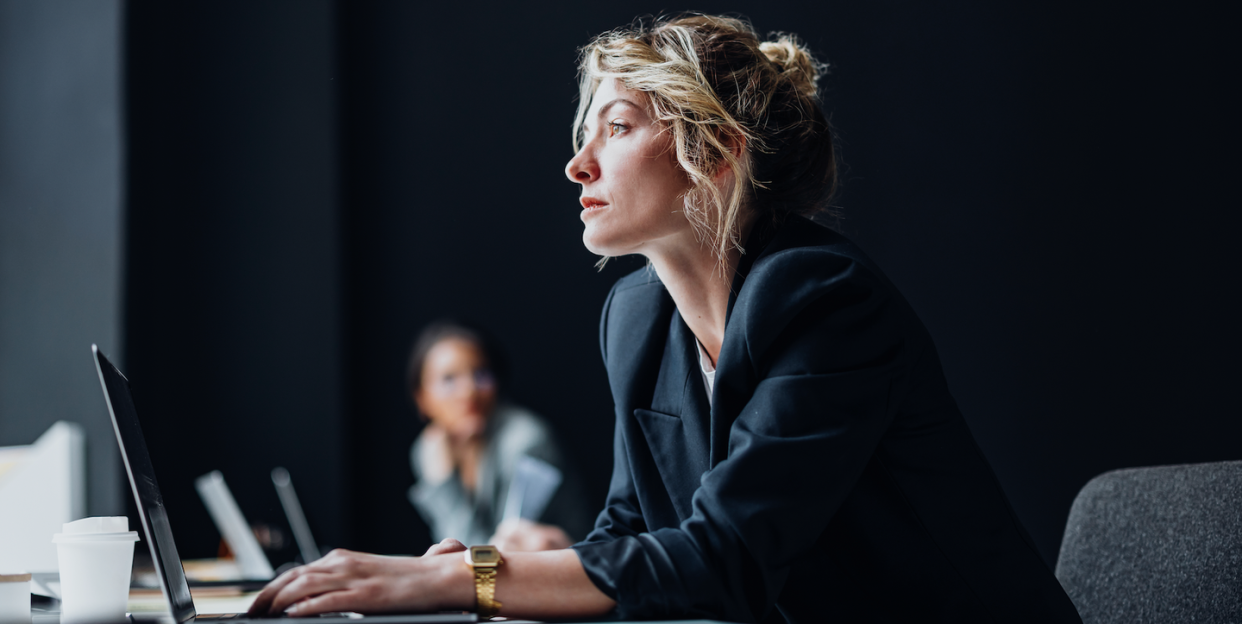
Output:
[{"xmin": 565, "ymin": 149, "xmax": 598, "ymax": 184}]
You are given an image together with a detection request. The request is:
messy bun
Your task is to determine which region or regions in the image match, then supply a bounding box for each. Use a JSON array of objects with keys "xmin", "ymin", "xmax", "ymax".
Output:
[
  {"xmin": 759, "ymin": 37, "xmax": 822, "ymax": 99},
  {"xmin": 751, "ymin": 33, "xmax": 836, "ymax": 221},
  {"xmin": 574, "ymin": 14, "xmax": 837, "ymax": 270}
]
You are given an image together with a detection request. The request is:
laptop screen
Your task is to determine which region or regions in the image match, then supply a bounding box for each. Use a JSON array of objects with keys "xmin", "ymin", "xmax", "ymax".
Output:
[{"xmin": 93, "ymin": 345, "xmax": 197, "ymax": 623}]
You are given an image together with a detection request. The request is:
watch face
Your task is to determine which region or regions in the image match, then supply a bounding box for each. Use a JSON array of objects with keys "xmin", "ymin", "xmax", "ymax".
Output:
[{"xmin": 470, "ymin": 545, "xmax": 502, "ymax": 565}]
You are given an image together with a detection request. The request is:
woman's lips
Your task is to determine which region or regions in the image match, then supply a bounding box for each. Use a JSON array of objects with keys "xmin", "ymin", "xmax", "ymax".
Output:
[{"xmin": 580, "ymin": 197, "xmax": 609, "ymax": 211}]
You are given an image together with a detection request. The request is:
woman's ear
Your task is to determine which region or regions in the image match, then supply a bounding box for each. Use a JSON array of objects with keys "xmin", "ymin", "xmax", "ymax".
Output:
[{"xmin": 712, "ymin": 130, "xmax": 747, "ymax": 182}]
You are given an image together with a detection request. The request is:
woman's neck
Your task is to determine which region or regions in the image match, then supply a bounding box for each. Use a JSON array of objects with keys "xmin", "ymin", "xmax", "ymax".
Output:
[{"xmin": 645, "ymin": 223, "xmax": 751, "ymax": 366}]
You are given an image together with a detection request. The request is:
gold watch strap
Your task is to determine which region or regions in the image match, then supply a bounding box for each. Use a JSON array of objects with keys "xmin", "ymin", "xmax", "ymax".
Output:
[{"xmin": 473, "ymin": 566, "xmax": 502, "ymax": 618}]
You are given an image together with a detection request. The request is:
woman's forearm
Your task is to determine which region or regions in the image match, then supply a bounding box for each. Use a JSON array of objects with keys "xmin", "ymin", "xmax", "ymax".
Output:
[
  {"xmin": 406, "ymin": 548, "xmax": 616, "ymax": 619},
  {"xmin": 246, "ymin": 545, "xmax": 614, "ymax": 620},
  {"xmin": 486, "ymin": 549, "xmax": 616, "ymax": 619}
]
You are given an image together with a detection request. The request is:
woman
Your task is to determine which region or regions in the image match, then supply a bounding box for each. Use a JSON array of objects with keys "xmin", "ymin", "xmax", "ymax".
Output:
[
  {"xmin": 405, "ymin": 320, "xmax": 591, "ymax": 551},
  {"xmin": 250, "ymin": 15, "xmax": 1082, "ymax": 622}
]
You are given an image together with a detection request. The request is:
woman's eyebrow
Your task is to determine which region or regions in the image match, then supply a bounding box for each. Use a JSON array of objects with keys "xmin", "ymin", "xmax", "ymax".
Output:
[
  {"xmin": 583, "ymin": 98, "xmax": 642, "ymax": 135},
  {"xmin": 596, "ymin": 98, "xmax": 641, "ymax": 119}
]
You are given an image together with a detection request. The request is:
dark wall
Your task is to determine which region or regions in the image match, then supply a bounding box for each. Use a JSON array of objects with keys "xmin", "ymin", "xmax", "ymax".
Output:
[
  {"xmin": 123, "ymin": 0, "xmax": 1239, "ymax": 569},
  {"xmin": 124, "ymin": 0, "xmax": 344, "ymax": 560},
  {"xmin": 811, "ymin": 1, "xmax": 1240, "ymax": 564}
]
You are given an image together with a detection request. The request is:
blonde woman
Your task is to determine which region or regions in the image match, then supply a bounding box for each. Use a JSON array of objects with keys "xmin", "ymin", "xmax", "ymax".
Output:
[{"xmin": 250, "ymin": 15, "xmax": 1082, "ymax": 623}]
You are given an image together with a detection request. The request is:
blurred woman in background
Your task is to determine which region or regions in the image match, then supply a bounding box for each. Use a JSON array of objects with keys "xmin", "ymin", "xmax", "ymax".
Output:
[{"xmin": 406, "ymin": 319, "xmax": 591, "ymax": 551}]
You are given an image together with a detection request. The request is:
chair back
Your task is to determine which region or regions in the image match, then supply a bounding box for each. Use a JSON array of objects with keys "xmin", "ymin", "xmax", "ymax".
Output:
[{"xmin": 1055, "ymin": 460, "xmax": 1242, "ymax": 623}]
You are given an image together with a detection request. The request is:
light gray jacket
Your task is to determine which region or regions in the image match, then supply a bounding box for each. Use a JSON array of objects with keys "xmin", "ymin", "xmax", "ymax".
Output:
[{"xmin": 408, "ymin": 403, "xmax": 592, "ymax": 547}]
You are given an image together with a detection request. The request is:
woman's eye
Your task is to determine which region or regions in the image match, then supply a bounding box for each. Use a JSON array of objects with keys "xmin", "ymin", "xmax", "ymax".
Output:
[{"xmin": 608, "ymin": 121, "xmax": 629, "ymax": 137}]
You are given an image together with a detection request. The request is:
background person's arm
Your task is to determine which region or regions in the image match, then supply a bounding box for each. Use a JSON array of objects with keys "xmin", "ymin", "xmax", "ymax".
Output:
[
  {"xmin": 489, "ymin": 518, "xmax": 573, "ymax": 552},
  {"xmin": 408, "ymin": 426, "xmax": 486, "ymax": 545},
  {"xmin": 246, "ymin": 541, "xmax": 615, "ymax": 619}
]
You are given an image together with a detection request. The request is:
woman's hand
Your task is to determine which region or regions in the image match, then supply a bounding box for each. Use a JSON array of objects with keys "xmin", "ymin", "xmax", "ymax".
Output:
[
  {"xmin": 415, "ymin": 424, "xmax": 454, "ymax": 485},
  {"xmin": 489, "ymin": 519, "xmax": 573, "ymax": 552},
  {"xmin": 245, "ymin": 540, "xmax": 471, "ymax": 617},
  {"xmin": 248, "ymin": 541, "xmax": 614, "ymax": 620},
  {"xmin": 421, "ymin": 537, "xmax": 469, "ymax": 557}
]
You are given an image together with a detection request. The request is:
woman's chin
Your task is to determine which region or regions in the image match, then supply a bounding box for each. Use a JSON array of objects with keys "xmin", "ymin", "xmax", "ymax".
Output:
[
  {"xmin": 582, "ymin": 229, "xmax": 633, "ymax": 258},
  {"xmin": 582, "ymin": 228, "xmax": 604, "ymax": 255},
  {"xmin": 582, "ymin": 236, "xmax": 607, "ymax": 256},
  {"xmin": 446, "ymin": 415, "xmax": 488, "ymax": 440}
]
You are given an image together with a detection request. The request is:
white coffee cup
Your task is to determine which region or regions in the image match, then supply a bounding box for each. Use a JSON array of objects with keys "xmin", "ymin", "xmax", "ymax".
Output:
[
  {"xmin": 0, "ymin": 572, "xmax": 32, "ymax": 624},
  {"xmin": 52, "ymin": 517, "xmax": 140, "ymax": 624}
]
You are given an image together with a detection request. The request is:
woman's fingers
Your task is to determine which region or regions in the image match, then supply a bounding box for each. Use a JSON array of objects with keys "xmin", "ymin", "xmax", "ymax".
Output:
[
  {"xmin": 535, "ymin": 525, "xmax": 573, "ymax": 550},
  {"xmin": 423, "ymin": 537, "xmax": 467, "ymax": 557},
  {"xmin": 246, "ymin": 564, "xmax": 302, "ymax": 616},
  {"xmin": 264, "ymin": 570, "xmax": 344, "ymax": 616},
  {"xmin": 249, "ymin": 549, "xmax": 357, "ymax": 616},
  {"xmin": 246, "ymin": 549, "xmax": 462, "ymax": 618},
  {"xmin": 286, "ymin": 587, "xmax": 367, "ymax": 617},
  {"xmin": 488, "ymin": 518, "xmax": 522, "ymax": 545},
  {"xmin": 490, "ymin": 520, "xmax": 572, "ymax": 552},
  {"xmin": 416, "ymin": 425, "xmax": 454, "ymax": 484}
]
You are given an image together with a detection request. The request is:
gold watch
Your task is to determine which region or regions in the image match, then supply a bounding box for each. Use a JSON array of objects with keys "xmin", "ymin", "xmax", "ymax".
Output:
[{"xmin": 465, "ymin": 545, "xmax": 504, "ymax": 618}]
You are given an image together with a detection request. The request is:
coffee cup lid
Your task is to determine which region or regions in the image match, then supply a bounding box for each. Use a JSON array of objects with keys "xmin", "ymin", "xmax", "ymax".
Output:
[
  {"xmin": 62, "ymin": 516, "xmax": 129, "ymax": 534},
  {"xmin": 0, "ymin": 573, "xmax": 32, "ymax": 583},
  {"xmin": 52, "ymin": 516, "xmax": 140, "ymax": 543}
]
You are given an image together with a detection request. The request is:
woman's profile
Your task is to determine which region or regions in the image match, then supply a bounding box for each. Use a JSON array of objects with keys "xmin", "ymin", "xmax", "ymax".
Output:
[{"xmin": 250, "ymin": 14, "xmax": 1082, "ymax": 622}]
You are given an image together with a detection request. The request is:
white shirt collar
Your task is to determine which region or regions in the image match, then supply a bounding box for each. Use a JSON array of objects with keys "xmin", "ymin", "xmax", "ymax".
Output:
[{"xmin": 695, "ymin": 339, "xmax": 716, "ymax": 407}]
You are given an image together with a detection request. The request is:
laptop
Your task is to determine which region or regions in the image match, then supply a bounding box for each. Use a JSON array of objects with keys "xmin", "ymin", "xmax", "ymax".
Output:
[
  {"xmin": 194, "ymin": 470, "xmax": 275, "ymax": 581},
  {"xmin": 89, "ymin": 345, "xmax": 475, "ymax": 624},
  {"xmin": 270, "ymin": 467, "xmax": 321, "ymax": 565},
  {"xmin": 191, "ymin": 465, "xmax": 322, "ymax": 585}
]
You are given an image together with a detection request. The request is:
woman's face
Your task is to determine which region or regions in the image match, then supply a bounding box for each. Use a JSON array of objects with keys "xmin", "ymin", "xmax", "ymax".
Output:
[
  {"xmin": 565, "ymin": 79, "xmax": 695, "ymax": 258},
  {"xmin": 414, "ymin": 338, "xmax": 497, "ymax": 441}
]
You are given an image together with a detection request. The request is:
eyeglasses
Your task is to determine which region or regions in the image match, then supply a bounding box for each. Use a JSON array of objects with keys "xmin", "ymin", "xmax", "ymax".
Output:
[{"xmin": 428, "ymin": 368, "xmax": 496, "ymax": 396}]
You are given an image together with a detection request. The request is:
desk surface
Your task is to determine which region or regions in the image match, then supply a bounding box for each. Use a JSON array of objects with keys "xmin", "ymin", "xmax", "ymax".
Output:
[{"xmin": 125, "ymin": 591, "xmax": 732, "ymax": 624}]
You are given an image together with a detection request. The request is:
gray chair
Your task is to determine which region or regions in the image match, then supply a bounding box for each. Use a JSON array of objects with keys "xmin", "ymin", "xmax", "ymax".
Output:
[{"xmin": 1055, "ymin": 460, "xmax": 1242, "ymax": 623}]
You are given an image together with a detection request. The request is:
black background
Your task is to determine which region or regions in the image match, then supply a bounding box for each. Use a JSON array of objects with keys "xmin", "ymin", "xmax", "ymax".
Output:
[{"xmin": 123, "ymin": 0, "xmax": 1239, "ymax": 569}]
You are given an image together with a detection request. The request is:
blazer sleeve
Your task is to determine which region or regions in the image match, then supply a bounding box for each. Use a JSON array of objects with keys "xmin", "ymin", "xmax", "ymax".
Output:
[
  {"xmin": 577, "ymin": 275, "xmax": 656, "ymax": 545},
  {"xmin": 578, "ymin": 408, "xmax": 648, "ymax": 543},
  {"xmin": 573, "ymin": 250, "xmax": 917, "ymax": 622}
]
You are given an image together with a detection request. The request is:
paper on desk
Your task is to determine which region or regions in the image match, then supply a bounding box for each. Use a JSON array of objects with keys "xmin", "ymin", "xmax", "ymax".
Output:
[
  {"xmin": 30, "ymin": 573, "xmax": 60, "ymax": 599},
  {"xmin": 501, "ymin": 456, "xmax": 562, "ymax": 523},
  {"xmin": 128, "ymin": 587, "xmax": 259, "ymax": 616}
]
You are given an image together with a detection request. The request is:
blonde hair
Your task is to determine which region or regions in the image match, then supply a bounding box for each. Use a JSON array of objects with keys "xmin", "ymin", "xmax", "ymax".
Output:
[{"xmin": 573, "ymin": 14, "xmax": 837, "ymax": 269}]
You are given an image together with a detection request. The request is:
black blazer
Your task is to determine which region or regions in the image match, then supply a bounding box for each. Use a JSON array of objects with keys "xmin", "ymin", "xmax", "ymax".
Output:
[{"xmin": 571, "ymin": 216, "xmax": 1082, "ymax": 623}]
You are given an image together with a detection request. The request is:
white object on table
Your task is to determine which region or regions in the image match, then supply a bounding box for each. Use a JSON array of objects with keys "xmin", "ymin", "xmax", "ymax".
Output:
[
  {"xmin": 0, "ymin": 572, "xmax": 32, "ymax": 624},
  {"xmin": 501, "ymin": 455, "xmax": 563, "ymax": 523},
  {"xmin": 51, "ymin": 517, "xmax": 139, "ymax": 624},
  {"xmin": 0, "ymin": 422, "xmax": 86, "ymax": 574}
]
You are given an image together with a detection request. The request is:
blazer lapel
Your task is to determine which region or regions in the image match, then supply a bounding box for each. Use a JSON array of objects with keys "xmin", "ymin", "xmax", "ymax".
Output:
[
  {"xmin": 649, "ymin": 309, "xmax": 691, "ymax": 416},
  {"xmin": 677, "ymin": 323, "xmax": 713, "ymax": 477},
  {"xmin": 635, "ymin": 309, "xmax": 712, "ymax": 521}
]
